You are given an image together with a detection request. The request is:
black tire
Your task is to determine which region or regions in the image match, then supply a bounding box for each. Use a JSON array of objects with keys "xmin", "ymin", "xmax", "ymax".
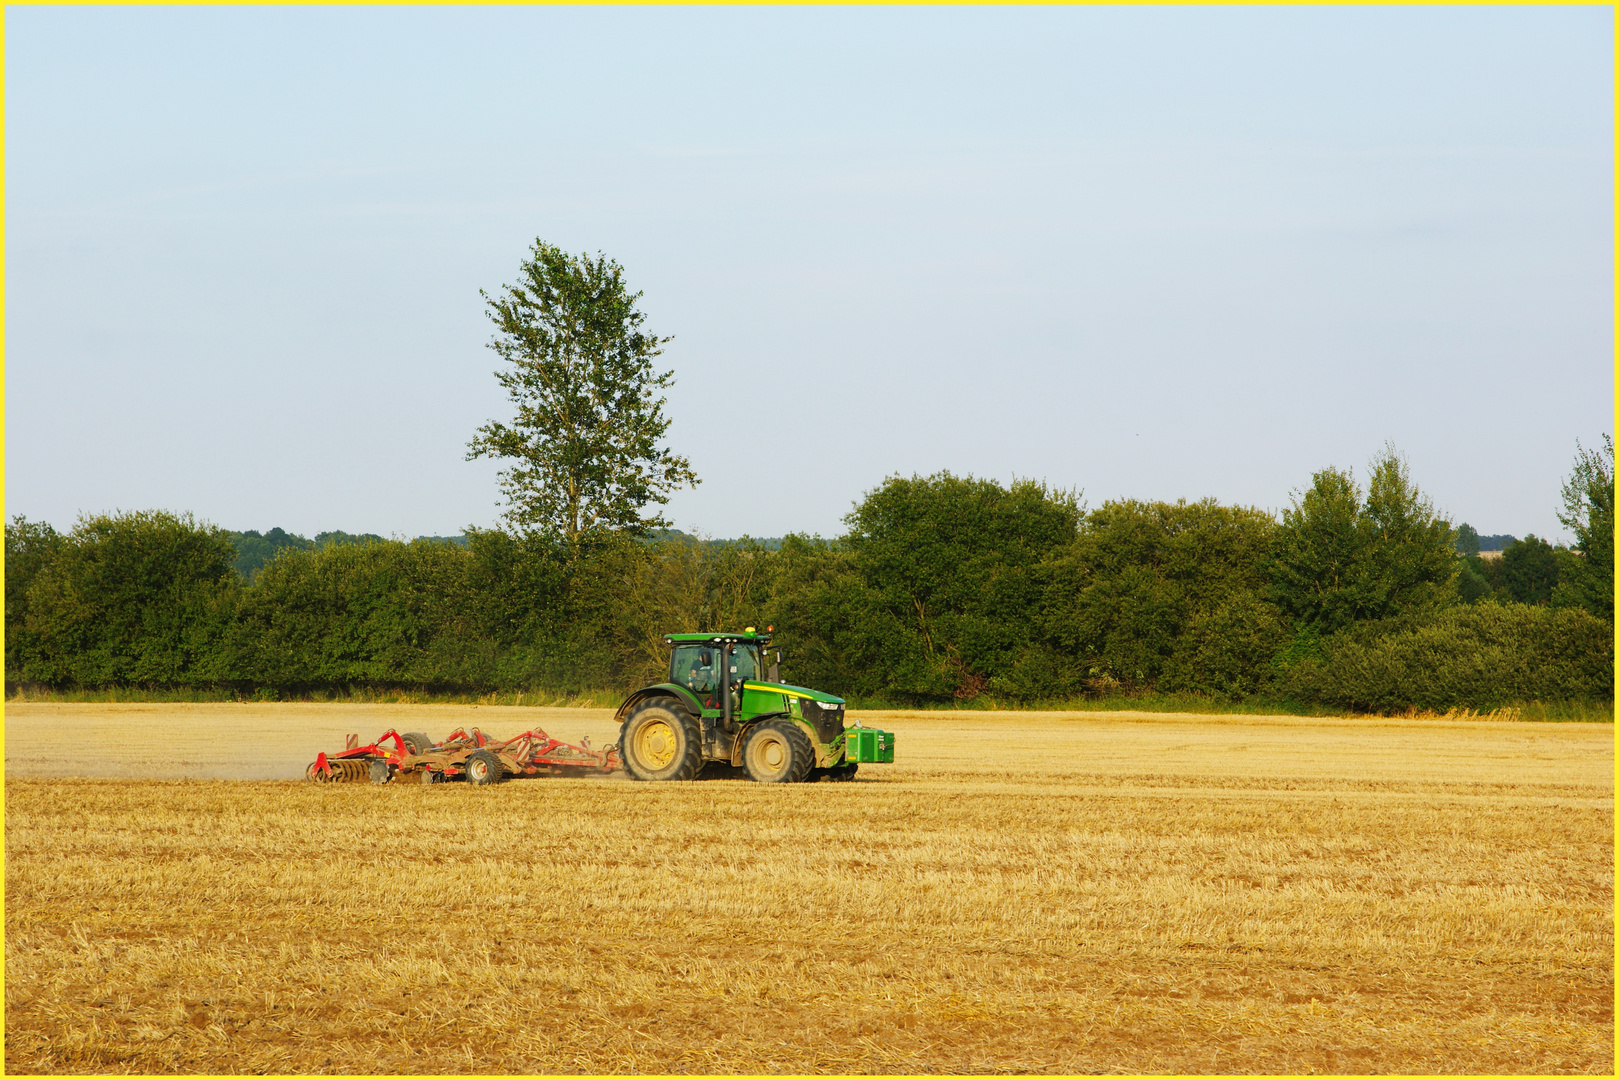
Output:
[
  {"xmin": 368, "ymin": 758, "xmax": 393, "ymax": 785},
  {"xmin": 619, "ymin": 699, "xmax": 703, "ymax": 782},
  {"xmin": 742, "ymin": 720, "xmax": 815, "ymax": 784},
  {"xmin": 402, "ymin": 732, "xmax": 435, "ymax": 756},
  {"xmin": 464, "ymin": 749, "xmax": 503, "ymax": 787}
]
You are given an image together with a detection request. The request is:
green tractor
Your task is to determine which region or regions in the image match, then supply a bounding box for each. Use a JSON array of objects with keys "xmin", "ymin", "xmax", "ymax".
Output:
[{"xmin": 614, "ymin": 629, "xmax": 893, "ymax": 783}]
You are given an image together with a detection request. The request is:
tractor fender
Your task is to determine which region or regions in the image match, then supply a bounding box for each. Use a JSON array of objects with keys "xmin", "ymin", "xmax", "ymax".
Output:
[{"xmin": 614, "ymin": 683, "xmax": 705, "ymax": 725}]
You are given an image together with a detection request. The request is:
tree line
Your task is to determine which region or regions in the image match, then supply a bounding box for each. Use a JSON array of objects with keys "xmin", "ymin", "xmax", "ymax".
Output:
[
  {"xmin": 5, "ymin": 442, "xmax": 1611, "ymax": 714},
  {"xmin": 8, "ymin": 241, "xmax": 1610, "ymax": 714}
]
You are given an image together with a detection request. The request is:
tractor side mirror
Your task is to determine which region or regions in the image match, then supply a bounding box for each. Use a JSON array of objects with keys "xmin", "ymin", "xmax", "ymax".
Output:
[{"xmin": 768, "ymin": 649, "xmax": 781, "ymax": 683}]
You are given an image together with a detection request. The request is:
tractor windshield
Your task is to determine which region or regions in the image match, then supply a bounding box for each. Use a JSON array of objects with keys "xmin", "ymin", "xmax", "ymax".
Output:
[{"xmin": 728, "ymin": 645, "xmax": 760, "ymax": 683}]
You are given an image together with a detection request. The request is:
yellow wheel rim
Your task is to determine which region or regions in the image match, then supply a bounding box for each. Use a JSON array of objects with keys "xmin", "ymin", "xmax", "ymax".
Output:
[
  {"xmin": 635, "ymin": 719, "xmax": 678, "ymax": 770},
  {"xmin": 752, "ymin": 734, "xmax": 785, "ymax": 775}
]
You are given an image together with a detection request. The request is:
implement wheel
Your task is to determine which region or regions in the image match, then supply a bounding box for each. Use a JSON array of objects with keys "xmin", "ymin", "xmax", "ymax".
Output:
[
  {"xmin": 402, "ymin": 732, "xmax": 435, "ymax": 756},
  {"xmin": 619, "ymin": 699, "xmax": 702, "ymax": 782},
  {"xmin": 464, "ymin": 749, "xmax": 503, "ymax": 787},
  {"xmin": 742, "ymin": 720, "xmax": 814, "ymax": 784}
]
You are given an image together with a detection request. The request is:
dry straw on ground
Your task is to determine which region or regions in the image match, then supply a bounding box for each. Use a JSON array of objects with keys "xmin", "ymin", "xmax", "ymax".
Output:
[{"xmin": 4, "ymin": 703, "xmax": 1613, "ymax": 1073}]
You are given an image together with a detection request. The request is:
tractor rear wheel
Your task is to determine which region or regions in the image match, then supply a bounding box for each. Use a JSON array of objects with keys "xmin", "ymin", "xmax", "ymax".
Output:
[
  {"xmin": 402, "ymin": 732, "xmax": 435, "ymax": 756},
  {"xmin": 464, "ymin": 749, "xmax": 503, "ymax": 786},
  {"xmin": 619, "ymin": 699, "xmax": 703, "ymax": 782},
  {"xmin": 742, "ymin": 720, "xmax": 814, "ymax": 784}
]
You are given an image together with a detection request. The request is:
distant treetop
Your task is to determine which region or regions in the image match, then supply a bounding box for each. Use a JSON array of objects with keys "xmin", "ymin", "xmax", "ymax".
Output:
[
  {"xmin": 227, "ymin": 528, "xmax": 469, "ymax": 581},
  {"xmin": 1455, "ymin": 524, "xmax": 1516, "ymax": 554},
  {"xmin": 646, "ymin": 528, "xmax": 785, "ymax": 551}
]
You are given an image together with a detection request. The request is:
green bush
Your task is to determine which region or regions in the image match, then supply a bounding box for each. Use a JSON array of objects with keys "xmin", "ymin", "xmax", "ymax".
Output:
[
  {"xmin": 757, "ymin": 535, "xmax": 866, "ymax": 696},
  {"xmin": 1497, "ymin": 535, "xmax": 1560, "ymax": 605},
  {"xmin": 841, "ymin": 472, "xmax": 1081, "ymax": 701},
  {"xmin": 14, "ymin": 511, "xmax": 240, "ymax": 689},
  {"xmin": 226, "ymin": 531, "xmax": 624, "ymax": 694},
  {"xmin": 228, "ymin": 538, "xmax": 489, "ymax": 692},
  {"xmin": 1280, "ymin": 603, "xmax": 1613, "ymax": 712},
  {"xmin": 5, "ymin": 516, "xmax": 66, "ymax": 682},
  {"xmin": 1043, "ymin": 498, "xmax": 1279, "ymax": 690},
  {"xmin": 1455, "ymin": 556, "xmax": 1495, "ymax": 604},
  {"xmin": 1159, "ymin": 591, "xmax": 1289, "ymax": 699},
  {"xmin": 462, "ymin": 528, "xmax": 613, "ymax": 691}
]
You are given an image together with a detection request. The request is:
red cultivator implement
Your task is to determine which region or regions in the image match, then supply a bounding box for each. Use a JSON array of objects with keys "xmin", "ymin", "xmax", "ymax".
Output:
[{"xmin": 307, "ymin": 726, "xmax": 621, "ymax": 786}]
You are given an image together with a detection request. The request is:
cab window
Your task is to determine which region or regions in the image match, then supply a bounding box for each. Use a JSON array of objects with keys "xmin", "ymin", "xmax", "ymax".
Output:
[
  {"xmin": 670, "ymin": 645, "xmax": 717, "ymax": 693},
  {"xmin": 728, "ymin": 645, "xmax": 760, "ymax": 683}
]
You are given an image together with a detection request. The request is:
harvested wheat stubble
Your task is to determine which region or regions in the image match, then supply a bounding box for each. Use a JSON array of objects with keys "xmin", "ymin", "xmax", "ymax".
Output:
[{"xmin": 4, "ymin": 705, "xmax": 1613, "ymax": 1074}]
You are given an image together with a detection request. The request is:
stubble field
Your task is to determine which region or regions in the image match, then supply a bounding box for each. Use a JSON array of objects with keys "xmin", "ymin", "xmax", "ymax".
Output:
[{"xmin": 4, "ymin": 702, "xmax": 1613, "ymax": 1074}]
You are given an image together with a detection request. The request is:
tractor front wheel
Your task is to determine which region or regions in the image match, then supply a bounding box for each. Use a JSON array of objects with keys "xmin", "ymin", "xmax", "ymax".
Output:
[
  {"xmin": 619, "ymin": 700, "xmax": 703, "ymax": 782},
  {"xmin": 742, "ymin": 720, "xmax": 814, "ymax": 784},
  {"xmin": 464, "ymin": 749, "xmax": 503, "ymax": 787}
]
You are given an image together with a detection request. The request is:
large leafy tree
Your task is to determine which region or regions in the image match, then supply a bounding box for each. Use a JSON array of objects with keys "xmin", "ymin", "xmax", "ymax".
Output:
[
  {"xmin": 1267, "ymin": 446, "xmax": 1455, "ymax": 633},
  {"xmin": 1553, "ymin": 434, "xmax": 1614, "ymax": 621},
  {"xmin": 1264, "ymin": 466, "xmax": 1364, "ymax": 633},
  {"xmin": 468, "ymin": 241, "xmax": 699, "ymax": 545},
  {"xmin": 1044, "ymin": 498, "xmax": 1282, "ymax": 693},
  {"xmin": 1498, "ymin": 535, "xmax": 1560, "ymax": 605},
  {"xmin": 843, "ymin": 472, "xmax": 1082, "ymax": 700}
]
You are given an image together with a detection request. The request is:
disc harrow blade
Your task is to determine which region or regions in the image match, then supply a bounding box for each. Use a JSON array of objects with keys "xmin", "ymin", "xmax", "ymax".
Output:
[{"xmin": 307, "ymin": 758, "xmax": 372, "ymax": 783}]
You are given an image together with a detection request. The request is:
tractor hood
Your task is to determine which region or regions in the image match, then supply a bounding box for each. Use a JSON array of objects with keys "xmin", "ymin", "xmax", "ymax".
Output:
[{"xmin": 741, "ymin": 680, "xmax": 846, "ymax": 706}]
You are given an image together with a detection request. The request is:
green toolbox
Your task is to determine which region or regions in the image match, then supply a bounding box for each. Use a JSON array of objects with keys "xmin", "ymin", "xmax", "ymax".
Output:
[{"xmin": 845, "ymin": 727, "xmax": 895, "ymax": 764}]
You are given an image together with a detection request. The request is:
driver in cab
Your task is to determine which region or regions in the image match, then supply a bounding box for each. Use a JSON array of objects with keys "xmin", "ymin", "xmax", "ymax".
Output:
[{"xmin": 684, "ymin": 649, "xmax": 717, "ymax": 695}]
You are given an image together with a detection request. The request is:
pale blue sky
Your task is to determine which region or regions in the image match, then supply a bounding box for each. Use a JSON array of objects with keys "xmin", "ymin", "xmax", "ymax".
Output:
[{"xmin": 6, "ymin": 6, "xmax": 1612, "ymax": 542}]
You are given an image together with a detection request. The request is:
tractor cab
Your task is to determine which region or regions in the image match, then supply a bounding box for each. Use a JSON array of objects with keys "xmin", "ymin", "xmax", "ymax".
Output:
[{"xmin": 668, "ymin": 633, "xmax": 769, "ymax": 708}]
